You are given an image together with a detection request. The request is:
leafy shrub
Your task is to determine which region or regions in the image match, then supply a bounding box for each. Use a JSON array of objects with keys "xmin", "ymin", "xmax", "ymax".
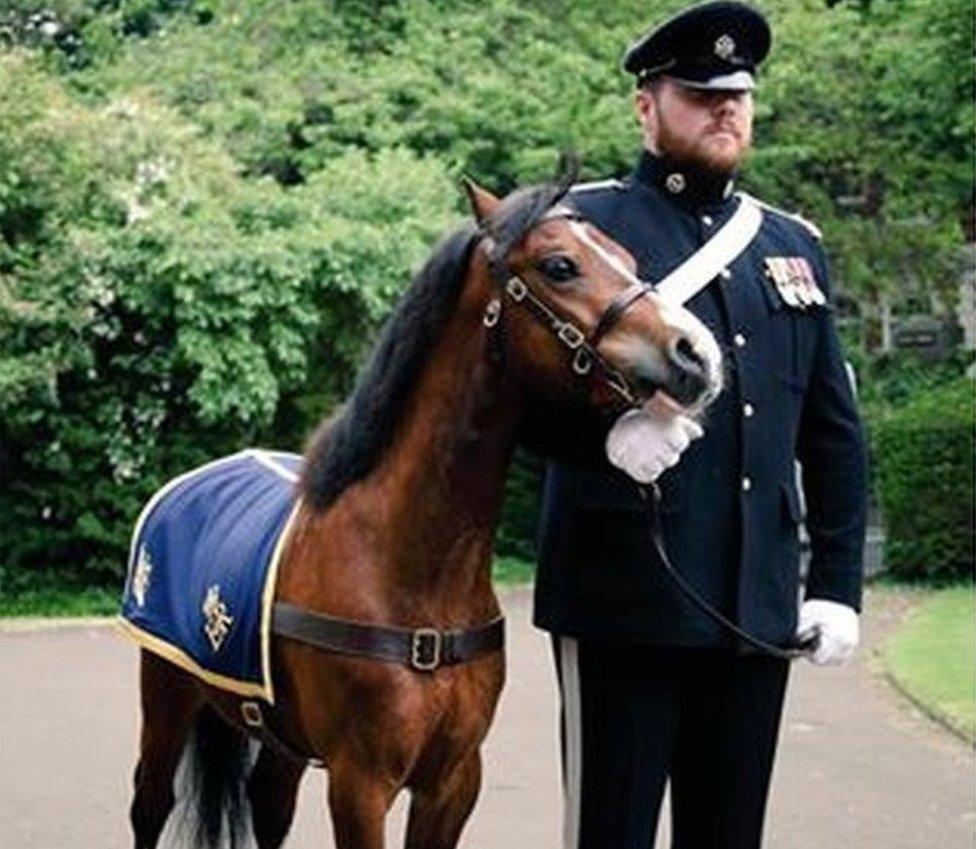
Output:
[
  {"xmin": 855, "ymin": 349, "xmax": 975, "ymax": 417},
  {"xmin": 2, "ymin": 0, "xmax": 973, "ymax": 593},
  {"xmin": 0, "ymin": 55, "xmax": 456, "ymax": 589},
  {"xmin": 872, "ymin": 378, "xmax": 975, "ymax": 579},
  {"xmin": 496, "ymin": 449, "xmax": 544, "ymax": 562}
]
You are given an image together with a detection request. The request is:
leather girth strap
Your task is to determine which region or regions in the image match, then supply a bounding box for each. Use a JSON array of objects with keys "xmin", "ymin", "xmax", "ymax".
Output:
[{"xmin": 272, "ymin": 601, "xmax": 505, "ymax": 672}]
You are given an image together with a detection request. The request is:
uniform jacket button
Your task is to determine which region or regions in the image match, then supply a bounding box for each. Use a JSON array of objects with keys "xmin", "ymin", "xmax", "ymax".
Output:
[
  {"xmin": 743, "ymin": 402, "xmax": 755, "ymax": 417},
  {"xmin": 742, "ymin": 476, "xmax": 752, "ymax": 492},
  {"xmin": 733, "ymin": 333, "xmax": 747, "ymax": 348},
  {"xmin": 720, "ymin": 268, "xmax": 732, "ymax": 280}
]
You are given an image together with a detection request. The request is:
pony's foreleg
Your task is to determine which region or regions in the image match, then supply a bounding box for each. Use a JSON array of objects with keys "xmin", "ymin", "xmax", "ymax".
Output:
[
  {"xmin": 246, "ymin": 745, "xmax": 306, "ymax": 849},
  {"xmin": 403, "ymin": 751, "xmax": 482, "ymax": 849},
  {"xmin": 130, "ymin": 651, "xmax": 203, "ymax": 849},
  {"xmin": 327, "ymin": 758, "xmax": 398, "ymax": 849}
]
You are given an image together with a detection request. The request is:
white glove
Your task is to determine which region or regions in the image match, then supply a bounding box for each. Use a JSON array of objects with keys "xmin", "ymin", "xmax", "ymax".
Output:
[
  {"xmin": 796, "ymin": 598, "xmax": 859, "ymax": 666},
  {"xmin": 605, "ymin": 405, "xmax": 704, "ymax": 484}
]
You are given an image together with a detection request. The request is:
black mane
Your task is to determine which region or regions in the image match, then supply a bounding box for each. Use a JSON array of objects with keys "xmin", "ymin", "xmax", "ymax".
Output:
[{"xmin": 300, "ymin": 170, "xmax": 576, "ymax": 511}]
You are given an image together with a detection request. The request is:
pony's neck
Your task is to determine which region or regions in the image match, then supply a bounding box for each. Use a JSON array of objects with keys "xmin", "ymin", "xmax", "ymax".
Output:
[
  {"xmin": 299, "ymin": 249, "xmax": 524, "ymax": 624},
  {"xmin": 373, "ymin": 250, "xmax": 522, "ymax": 604}
]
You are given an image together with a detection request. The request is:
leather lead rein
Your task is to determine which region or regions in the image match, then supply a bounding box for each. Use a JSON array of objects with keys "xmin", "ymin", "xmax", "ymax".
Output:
[{"xmin": 639, "ymin": 483, "xmax": 817, "ymax": 661}]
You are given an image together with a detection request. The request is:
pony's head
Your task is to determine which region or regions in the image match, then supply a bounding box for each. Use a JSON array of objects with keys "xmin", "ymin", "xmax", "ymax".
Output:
[{"xmin": 465, "ymin": 174, "xmax": 723, "ymax": 415}]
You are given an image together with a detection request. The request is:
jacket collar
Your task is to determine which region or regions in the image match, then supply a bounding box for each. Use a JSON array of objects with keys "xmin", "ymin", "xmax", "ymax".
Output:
[{"xmin": 633, "ymin": 149, "xmax": 736, "ymax": 212}]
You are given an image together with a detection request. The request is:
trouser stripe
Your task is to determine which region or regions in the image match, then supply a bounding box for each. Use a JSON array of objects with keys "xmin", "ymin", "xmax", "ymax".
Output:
[{"xmin": 559, "ymin": 636, "xmax": 582, "ymax": 849}]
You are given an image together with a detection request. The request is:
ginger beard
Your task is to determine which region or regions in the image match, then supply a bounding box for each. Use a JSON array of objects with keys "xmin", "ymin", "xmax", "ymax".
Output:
[{"xmin": 639, "ymin": 81, "xmax": 754, "ymax": 177}]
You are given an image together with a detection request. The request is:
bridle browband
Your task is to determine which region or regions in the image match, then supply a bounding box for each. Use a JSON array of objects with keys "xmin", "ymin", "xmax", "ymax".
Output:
[{"xmin": 481, "ymin": 210, "xmax": 659, "ymax": 409}]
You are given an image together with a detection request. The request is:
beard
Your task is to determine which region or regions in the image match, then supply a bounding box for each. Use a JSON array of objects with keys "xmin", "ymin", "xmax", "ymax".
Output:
[{"xmin": 655, "ymin": 113, "xmax": 750, "ymax": 177}]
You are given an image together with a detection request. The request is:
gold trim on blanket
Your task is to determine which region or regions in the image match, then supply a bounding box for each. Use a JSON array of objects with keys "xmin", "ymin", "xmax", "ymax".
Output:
[
  {"xmin": 115, "ymin": 617, "xmax": 270, "ymax": 699},
  {"xmin": 118, "ymin": 450, "xmax": 304, "ymax": 704}
]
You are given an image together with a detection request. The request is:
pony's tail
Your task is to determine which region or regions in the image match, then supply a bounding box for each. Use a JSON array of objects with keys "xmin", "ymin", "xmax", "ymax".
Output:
[{"xmin": 183, "ymin": 704, "xmax": 251, "ymax": 849}]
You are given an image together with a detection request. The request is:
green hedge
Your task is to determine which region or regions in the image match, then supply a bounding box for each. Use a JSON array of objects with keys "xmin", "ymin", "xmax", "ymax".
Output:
[
  {"xmin": 2, "ymin": 0, "xmax": 973, "ymax": 594},
  {"xmin": 873, "ymin": 378, "xmax": 975, "ymax": 579}
]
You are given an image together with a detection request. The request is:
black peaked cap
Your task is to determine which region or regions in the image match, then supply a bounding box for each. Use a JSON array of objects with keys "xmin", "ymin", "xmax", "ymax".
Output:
[{"xmin": 623, "ymin": 1, "xmax": 771, "ymax": 91}]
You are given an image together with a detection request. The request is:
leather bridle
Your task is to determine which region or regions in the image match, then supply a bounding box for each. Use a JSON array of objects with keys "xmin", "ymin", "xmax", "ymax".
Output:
[{"xmin": 481, "ymin": 211, "xmax": 660, "ymax": 409}]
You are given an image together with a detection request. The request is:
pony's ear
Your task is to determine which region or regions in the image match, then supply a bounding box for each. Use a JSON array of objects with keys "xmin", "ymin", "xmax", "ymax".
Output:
[{"xmin": 461, "ymin": 176, "xmax": 499, "ymax": 225}]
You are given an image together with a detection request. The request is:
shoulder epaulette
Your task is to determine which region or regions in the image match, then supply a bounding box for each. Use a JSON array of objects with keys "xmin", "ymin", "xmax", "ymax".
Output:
[
  {"xmin": 738, "ymin": 191, "xmax": 822, "ymax": 240},
  {"xmin": 570, "ymin": 178, "xmax": 626, "ymax": 194}
]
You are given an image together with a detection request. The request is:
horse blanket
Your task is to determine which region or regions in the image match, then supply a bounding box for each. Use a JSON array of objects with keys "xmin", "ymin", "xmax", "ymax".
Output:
[{"xmin": 118, "ymin": 449, "xmax": 303, "ymax": 703}]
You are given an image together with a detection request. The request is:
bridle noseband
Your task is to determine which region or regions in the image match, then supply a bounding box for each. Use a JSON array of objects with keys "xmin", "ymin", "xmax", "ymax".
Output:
[{"xmin": 481, "ymin": 212, "xmax": 659, "ymax": 408}]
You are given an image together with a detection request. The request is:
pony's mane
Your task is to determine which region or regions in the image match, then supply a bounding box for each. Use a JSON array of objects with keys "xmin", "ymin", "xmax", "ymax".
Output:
[{"xmin": 300, "ymin": 172, "xmax": 576, "ymax": 510}]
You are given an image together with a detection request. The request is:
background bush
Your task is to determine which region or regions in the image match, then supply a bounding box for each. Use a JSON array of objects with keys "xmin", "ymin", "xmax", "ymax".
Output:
[
  {"xmin": 872, "ymin": 379, "xmax": 975, "ymax": 580},
  {"xmin": 1, "ymin": 0, "xmax": 973, "ymax": 592}
]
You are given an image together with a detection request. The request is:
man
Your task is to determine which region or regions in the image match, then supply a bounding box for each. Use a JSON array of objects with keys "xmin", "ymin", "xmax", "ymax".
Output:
[{"xmin": 532, "ymin": 3, "xmax": 868, "ymax": 848}]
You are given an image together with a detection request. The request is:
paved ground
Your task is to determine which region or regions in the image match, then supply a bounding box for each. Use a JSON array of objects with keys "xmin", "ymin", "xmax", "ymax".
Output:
[{"xmin": 1, "ymin": 587, "xmax": 972, "ymax": 848}]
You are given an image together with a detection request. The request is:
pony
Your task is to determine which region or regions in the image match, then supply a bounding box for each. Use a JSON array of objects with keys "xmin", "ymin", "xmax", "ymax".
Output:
[{"xmin": 126, "ymin": 169, "xmax": 723, "ymax": 849}]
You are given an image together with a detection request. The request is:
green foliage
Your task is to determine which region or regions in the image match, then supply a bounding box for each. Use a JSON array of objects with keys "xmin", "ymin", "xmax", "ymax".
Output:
[
  {"xmin": 1, "ymin": 0, "xmax": 973, "ymax": 590},
  {"xmin": 491, "ymin": 554, "xmax": 535, "ymax": 587},
  {"xmin": 1, "ymin": 54, "xmax": 455, "ymax": 587},
  {"xmin": 855, "ymin": 349, "xmax": 975, "ymax": 417},
  {"xmin": 750, "ymin": 0, "xmax": 973, "ymax": 310},
  {"xmin": 872, "ymin": 379, "xmax": 975, "ymax": 579},
  {"xmin": 496, "ymin": 449, "xmax": 544, "ymax": 561},
  {"xmin": 0, "ymin": 584, "xmax": 120, "ymax": 617}
]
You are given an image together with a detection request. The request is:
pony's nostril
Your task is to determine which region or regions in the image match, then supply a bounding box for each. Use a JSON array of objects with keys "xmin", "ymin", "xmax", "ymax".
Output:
[{"xmin": 670, "ymin": 335, "xmax": 706, "ymax": 374}]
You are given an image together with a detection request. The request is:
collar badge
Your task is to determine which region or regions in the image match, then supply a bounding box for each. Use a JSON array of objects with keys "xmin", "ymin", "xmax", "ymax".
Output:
[
  {"xmin": 202, "ymin": 584, "xmax": 234, "ymax": 652},
  {"xmin": 714, "ymin": 34, "xmax": 736, "ymax": 60},
  {"xmin": 665, "ymin": 172, "xmax": 686, "ymax": 194}
]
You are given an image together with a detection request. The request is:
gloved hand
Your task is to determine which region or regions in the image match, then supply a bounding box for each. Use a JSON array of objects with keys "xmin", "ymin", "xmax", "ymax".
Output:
[
  {"xmin": 605, "ymin": 403, "xmax": 704, "ymax": 484},
  {"xmin": 796, "ymin": 598, "xmax": 859, "ymax": 666}
]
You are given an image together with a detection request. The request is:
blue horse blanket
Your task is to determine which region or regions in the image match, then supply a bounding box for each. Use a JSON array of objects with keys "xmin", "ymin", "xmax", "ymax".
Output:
[{"xmin": 119, "ymin": 449, "xmax": 303, "ymax": 702}]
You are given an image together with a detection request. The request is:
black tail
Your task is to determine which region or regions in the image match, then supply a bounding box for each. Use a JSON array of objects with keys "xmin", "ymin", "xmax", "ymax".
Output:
[{"xmin": 183, "ymin": 705, "xmax": 251, "ymax": 849}]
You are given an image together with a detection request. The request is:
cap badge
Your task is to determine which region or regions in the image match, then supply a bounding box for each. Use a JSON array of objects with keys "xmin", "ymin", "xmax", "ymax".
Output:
[
  {"xmin": 665, "ymin": 172, "xmax": 686, "ymax": 194},
  {"xmin": 714, "ymin": 34, "xmax": 736, "ymax": 60}
]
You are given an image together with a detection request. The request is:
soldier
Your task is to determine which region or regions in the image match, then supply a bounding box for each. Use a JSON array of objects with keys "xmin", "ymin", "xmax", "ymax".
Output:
[{"xmin": 531, "ymin": 2, "xmax": 868, "ymax": 847}]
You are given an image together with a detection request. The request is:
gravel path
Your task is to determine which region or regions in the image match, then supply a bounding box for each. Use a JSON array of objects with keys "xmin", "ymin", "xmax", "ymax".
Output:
[{"xmin": 1, "ymin": 586, "xmax": 972, "ymax": 848}]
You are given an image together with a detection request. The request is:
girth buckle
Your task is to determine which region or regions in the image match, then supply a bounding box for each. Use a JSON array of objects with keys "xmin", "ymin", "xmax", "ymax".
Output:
[{"xmin": 411, "ymin": 628, "xmax": 442, "ymax": 672}]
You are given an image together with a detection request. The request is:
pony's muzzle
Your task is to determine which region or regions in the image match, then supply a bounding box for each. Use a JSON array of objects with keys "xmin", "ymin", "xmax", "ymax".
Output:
[{"xmin": 661, "ymin": 333, "xmax": 711, "ymax": 407}]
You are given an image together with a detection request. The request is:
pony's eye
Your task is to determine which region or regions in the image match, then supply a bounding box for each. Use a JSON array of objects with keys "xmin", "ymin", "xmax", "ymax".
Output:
[{"xmin": 537, "ymin": 255, "xmax": 579, "ymax": 283}]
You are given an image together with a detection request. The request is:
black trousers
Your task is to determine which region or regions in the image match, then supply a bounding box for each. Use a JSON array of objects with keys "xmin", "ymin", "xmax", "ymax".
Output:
[{"xmin": 552, "ymin": 638, "xmax": 790, "ymax": 849}]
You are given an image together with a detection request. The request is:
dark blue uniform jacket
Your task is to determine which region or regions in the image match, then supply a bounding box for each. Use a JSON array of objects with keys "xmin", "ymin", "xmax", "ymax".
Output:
[{"xmin": 532, "ymin": 152, "xmax": 868, "ymax": 649}]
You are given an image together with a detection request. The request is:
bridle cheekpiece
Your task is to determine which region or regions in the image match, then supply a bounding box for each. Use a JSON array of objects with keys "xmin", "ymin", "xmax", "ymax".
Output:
[{"xmin": 480, "ymin": 209, "xmax": 659, "ymax": 409}]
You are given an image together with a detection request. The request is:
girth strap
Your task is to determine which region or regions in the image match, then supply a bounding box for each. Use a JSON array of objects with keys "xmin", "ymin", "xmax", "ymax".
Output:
[{"xmin": 272, "ymin": 602, "xmax": 505, "ymax": 672}]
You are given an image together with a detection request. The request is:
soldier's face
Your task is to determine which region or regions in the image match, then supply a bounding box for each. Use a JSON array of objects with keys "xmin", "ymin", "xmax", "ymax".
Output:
[{"xmin": 636, "ymin": 79, "xmax": 754, "ymax": 174}]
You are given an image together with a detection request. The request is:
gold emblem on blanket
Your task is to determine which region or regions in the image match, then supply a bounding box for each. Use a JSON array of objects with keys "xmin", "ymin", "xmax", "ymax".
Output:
[
  {"xmin": 131, "ymin": 545, "xmax": 153, "ymax": 608},
  {"xmin": 202, "ymin": 585, "xmax": 234, "ymax": 652}
]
